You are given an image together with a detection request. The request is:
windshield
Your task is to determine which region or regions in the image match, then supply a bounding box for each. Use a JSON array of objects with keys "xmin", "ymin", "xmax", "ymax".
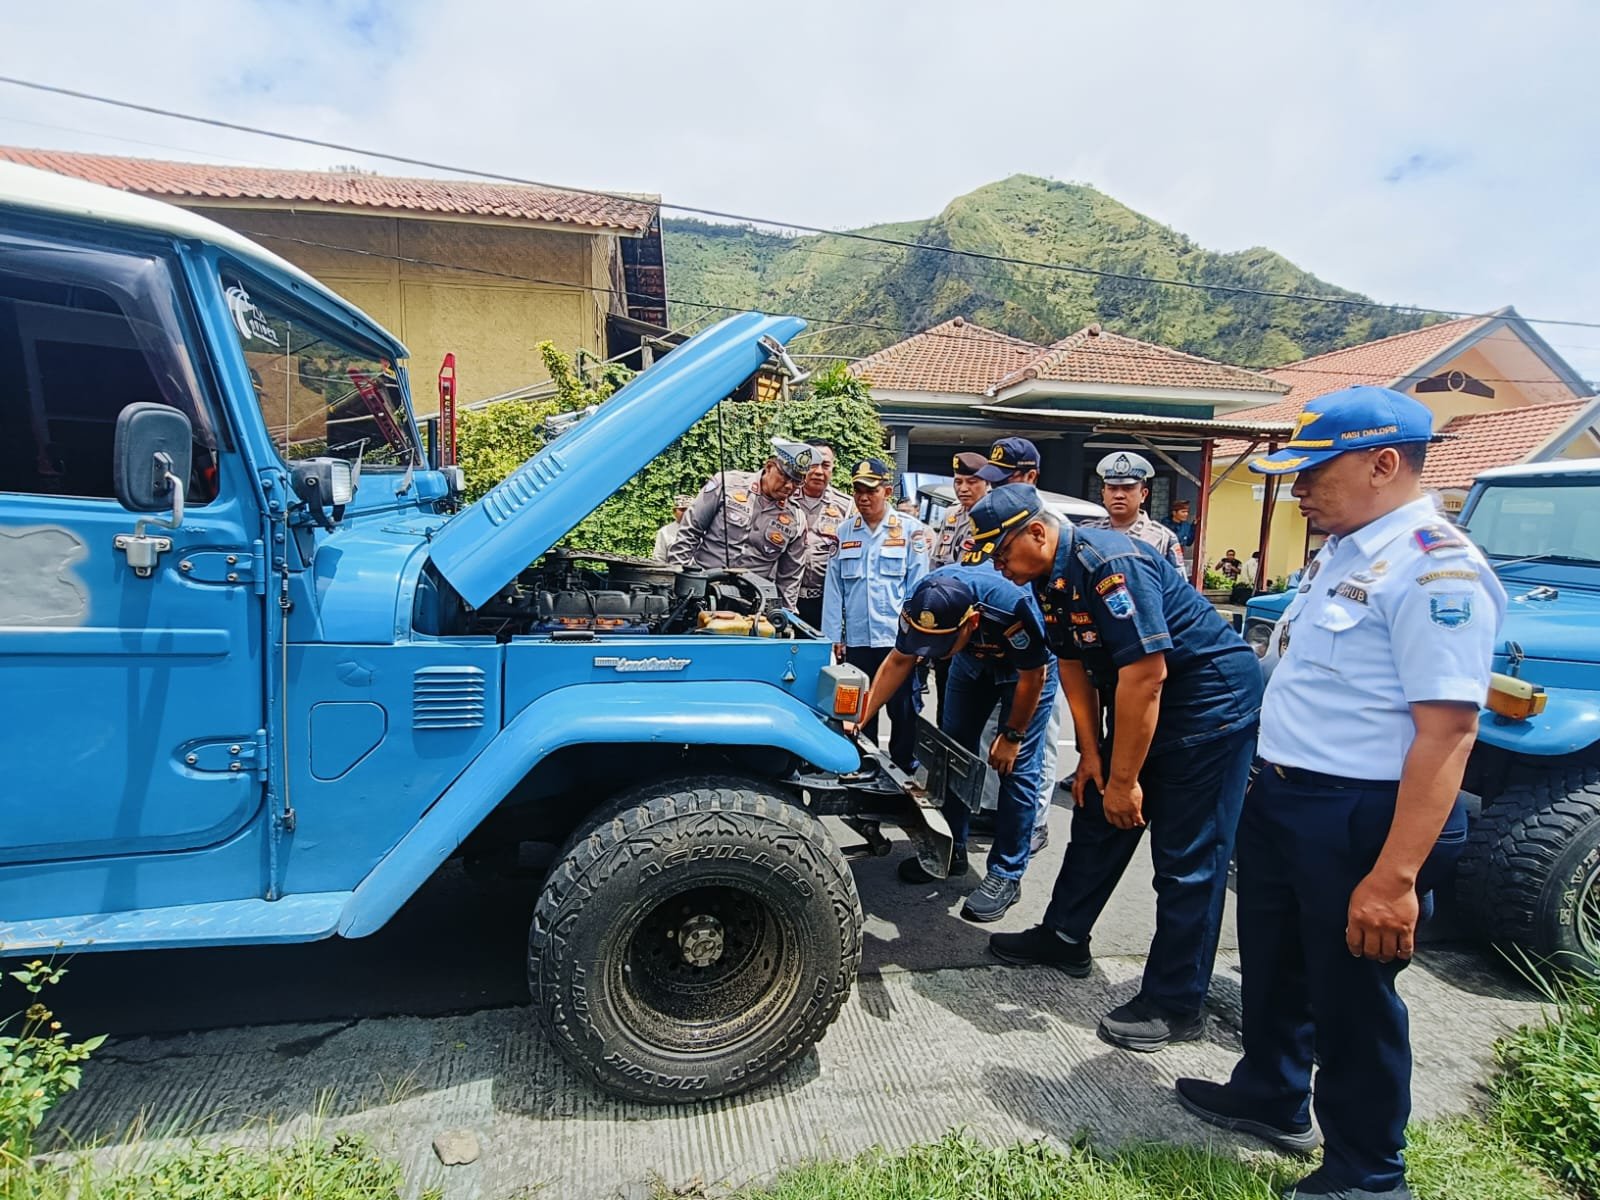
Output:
[
  {"xmin": 1460, "ymin": 480, "xmax": 1600, "ymax": 565},
  {"xmin": 220, "ymin": 270, "xmax": 415, "ymax": 466}
]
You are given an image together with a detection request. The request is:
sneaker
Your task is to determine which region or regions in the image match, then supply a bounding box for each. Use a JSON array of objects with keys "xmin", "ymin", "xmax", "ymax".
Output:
[
  {"xmin": 1281, "ymin": 1169, "xmax": 1412, "ymax": 1198},
  {"xmin": 1029, "ymin": 823, "xmax": 1049, "ymax": 855},
  {"xmin": 961, "ymin": 871, "xmax": 1020, "ymax": 922},
  {"xmin": 1173, "ymin": 1078, "xmax": 1322, "ymax": 1156},
  {"xmin": 1098, "ymin": 995, "xmax": 1205, "ymax": 1052},
  {"xmin": 897, "ymin": 847, "xmax": 968, "ymax": 884},
  {"xmin": 989, "ymin": 925, "xmax": 1092, "ymax": 976}
]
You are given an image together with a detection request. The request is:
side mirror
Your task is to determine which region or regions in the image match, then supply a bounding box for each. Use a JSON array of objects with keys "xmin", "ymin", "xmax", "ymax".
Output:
[{"xmin": 114, "ymin": 403, "xmax": 192, "ymax": 514}]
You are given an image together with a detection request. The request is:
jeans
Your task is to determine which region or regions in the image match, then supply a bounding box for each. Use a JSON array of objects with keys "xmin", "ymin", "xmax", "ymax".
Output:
[
  {"xmin": 1043, "ymin": 724, "xmax": 1257, "ymax": 1014},
  {"xmin": 941, "ymin": 654, "xmax": 1058, "ymax": 879},
  {"xmin": 1224, "ymin": 765, "xmax": 1468, "ymax": 1192}
]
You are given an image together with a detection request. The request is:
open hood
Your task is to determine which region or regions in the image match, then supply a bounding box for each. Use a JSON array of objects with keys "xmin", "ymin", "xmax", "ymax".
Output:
[{"xmin": 429, "ymin": 311, "xmax": 805, "ymax": 608}]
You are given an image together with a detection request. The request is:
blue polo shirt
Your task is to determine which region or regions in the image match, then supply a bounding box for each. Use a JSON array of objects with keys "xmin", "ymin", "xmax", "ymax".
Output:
[
  {"xmin": 1034, "ymin": 525, "xmax": 1262, "ymax": 752},
  {"xmin": 929, "ymin": 564, "xmax": 1052, "ymax": 672}
]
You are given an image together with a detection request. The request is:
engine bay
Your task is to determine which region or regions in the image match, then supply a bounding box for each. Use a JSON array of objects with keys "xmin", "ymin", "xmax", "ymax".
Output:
[{"xmin": 451, "ymin": 549, "xmax": 801, "ymax": 641}]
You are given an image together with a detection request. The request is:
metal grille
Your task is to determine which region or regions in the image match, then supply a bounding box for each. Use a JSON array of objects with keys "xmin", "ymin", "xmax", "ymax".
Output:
[{"xmin": 413, "ymin": 666, "xmax": 487, "ymax": 730}]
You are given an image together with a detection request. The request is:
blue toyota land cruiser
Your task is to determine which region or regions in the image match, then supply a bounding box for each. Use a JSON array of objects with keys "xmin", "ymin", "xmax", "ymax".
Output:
[
  {"xmin": 1245, "ymin": 461, "xmax": 1600, "ymax": 972},
  {"xmin": 0, "ymin": 163, "xmax": 954, "ymax": 1101}
]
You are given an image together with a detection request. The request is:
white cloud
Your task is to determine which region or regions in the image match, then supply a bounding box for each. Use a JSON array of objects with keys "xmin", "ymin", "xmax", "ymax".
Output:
[{"xmin": 2, "ymin": 0, "xmax": 1596, "ymax": 378}]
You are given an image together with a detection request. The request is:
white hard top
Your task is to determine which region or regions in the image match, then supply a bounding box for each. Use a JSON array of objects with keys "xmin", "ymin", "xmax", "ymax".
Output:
[
  {"xmin": 1475, "ymin": 456, "xmax": 1600, "ymax": 481},
  {"xmin": 0, "ymin": 160, "xmax": 397, "ymax": 349}
]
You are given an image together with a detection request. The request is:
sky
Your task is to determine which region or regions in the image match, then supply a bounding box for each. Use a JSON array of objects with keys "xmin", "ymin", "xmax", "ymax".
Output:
[{"xmin": 3, "ymin": 0, "xmax": 1597, "ymax": 382}]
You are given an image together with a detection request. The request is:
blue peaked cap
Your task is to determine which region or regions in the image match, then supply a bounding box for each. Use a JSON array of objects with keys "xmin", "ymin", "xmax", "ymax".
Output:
[{"xmin": 1250, "ymin": 386, "xmax": 1434, "ymax": 476}]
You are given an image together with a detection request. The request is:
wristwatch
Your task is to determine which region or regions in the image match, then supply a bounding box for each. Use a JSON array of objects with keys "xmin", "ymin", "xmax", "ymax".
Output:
[{"xmin": 1000, "ymin": 726, "xmax": 1025, "ymax": 744}]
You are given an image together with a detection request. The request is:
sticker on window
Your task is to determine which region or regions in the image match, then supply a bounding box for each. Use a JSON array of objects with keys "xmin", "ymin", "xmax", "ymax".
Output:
[{"xmin": 225, "ymin": 284, "xmax": 281, "ymax": 347}]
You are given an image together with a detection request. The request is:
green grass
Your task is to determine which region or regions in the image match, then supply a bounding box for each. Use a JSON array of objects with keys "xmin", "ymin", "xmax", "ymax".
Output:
[
  {"xmin": 0, "ymin": 1132, "xmax": 439, "ymax": 1200},
  {"xmin": 1493, "ymin": 971, "xmax": 1600, "ymax": 1196},
  {"xmin": 675, "ymin": 1122, "xmax": 1572, "ymax": 1200}
]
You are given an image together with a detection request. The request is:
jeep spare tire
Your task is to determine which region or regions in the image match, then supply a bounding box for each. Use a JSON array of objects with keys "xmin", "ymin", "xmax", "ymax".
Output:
[
  {"xmin": 529, "ymin": 776, "xmax": 863, "ymax": 1103},
  {"xmin": 1458, "ymin": 764, "xmax": 1600, "ymax": 975}
]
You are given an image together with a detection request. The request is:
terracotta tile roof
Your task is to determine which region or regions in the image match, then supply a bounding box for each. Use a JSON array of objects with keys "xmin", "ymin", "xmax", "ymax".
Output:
[
  {"xmin": 1214, "ymin": 315, "xmax": 1498, "ymax": 455},
  {"xmin": 1421, "ymin": 398, "xmax": 1597, "ymax": 491},
  {"xmin": 849, "ymin": 317, "xmax": 1044, "ymax": 394},
  {"xmin": 0, "ymin": 146, "xmax": 657, "ymax": 233},
  {"xmin": 992, "ymin": 326, "xmax": 1285, "ymax": 395},
  {"xmin": 1228, "ymin": 315, "xmax": 1496, "ymax": 432}
]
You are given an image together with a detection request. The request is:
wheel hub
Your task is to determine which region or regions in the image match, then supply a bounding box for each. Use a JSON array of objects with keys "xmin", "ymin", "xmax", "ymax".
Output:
[
  {"xmin": 678, "ymin": 913, "xmax": 725, "ymax": 967},
  {"xmin": 1577, "ymin": 859, "xmax": 1600, "ymax": 962}
]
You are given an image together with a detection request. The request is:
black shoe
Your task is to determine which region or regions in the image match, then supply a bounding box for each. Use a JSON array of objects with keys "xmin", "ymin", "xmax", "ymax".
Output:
[
  {"xmin": 1281, "ymin": 1169, "xmax": 1412, "ymax": 1199},
  {"xmin": 1098, "ymin": 995, "xmax": 1205, "ymax": 1052},
  {"xmin": 1029, "ymin": 823, "xmax": 1049, "ymax": 855},
  {"xmin": 1173, "ymin": 1078, "xmax": 1321, "ymax": 1156},
  {"xmin": 968, "ymin": 810, "xmax": 997, "ymax": 835},
  {"xmin": 897, "ymin": 848, "xmax": 968, "ymax": 884},
  {"xmin": 961, "ymin": 871, "xmax": 1020, "ymax": 922},
  {"xmin": 988, "ymin": 925, "xmax": 1092, "ymax": 976}
]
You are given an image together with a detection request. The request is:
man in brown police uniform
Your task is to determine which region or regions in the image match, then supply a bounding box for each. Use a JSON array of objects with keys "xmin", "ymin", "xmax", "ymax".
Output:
[
  {"xmin": 793, "ymin": 440, "xmax": 854, "ymax": 628},
  {"xmin": 670, "ymin": 440, "xmax": 811, "ymax": 609}
]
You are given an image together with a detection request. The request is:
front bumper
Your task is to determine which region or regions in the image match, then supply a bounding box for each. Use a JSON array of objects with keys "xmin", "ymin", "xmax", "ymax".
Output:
[{"xmin": 795, "ymin": 716, "xmax": 992, "ymax": 878}]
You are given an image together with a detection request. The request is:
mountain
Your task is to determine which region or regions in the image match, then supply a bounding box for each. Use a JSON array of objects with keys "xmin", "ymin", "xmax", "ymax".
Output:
[{"xmin": 662, "ymin": 175, "xmax": 1427, "ymax": 367}]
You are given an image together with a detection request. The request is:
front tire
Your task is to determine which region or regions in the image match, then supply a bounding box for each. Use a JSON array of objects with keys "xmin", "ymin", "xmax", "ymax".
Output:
[
  {"xmin": 529, "ymin": 776, "xmax": 862, "ymax": 1103},
  {"xmin": 1458, "ymin": 764, "xmax": 1600, "ymax": 975}
]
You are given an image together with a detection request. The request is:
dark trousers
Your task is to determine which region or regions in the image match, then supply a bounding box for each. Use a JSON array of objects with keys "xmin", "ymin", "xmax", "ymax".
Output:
[
  {"xmin": 797, "ymin": 595, "xmax": 824, "ymax": 630},
  {"xmin": 940, "ymin": 655, "xmax": 1057, "ymax": 878},
  {"xmin": 845, "ymin": 645, "xmax": 917, "ymax": 771},
  {"xmin": 1043, "ymin": 724, "xmax": 1256, "ymax": 1015},
  {"xmin": 1225, "ymin": 765, "xmax": 1467, "ymax": 1192}
]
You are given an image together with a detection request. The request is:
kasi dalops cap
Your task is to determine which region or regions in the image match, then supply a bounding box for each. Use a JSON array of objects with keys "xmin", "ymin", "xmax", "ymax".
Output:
[
  {"xmin": 851, "ymin": 457, "xmax": 895, "ymax": 488},
  {"xmin": 976, "ymin": 437, "xmax": 1040, "ymax": 483},
  {"xmin": 961, "ymin": 483, "xmax": 1047, "ymax": 564},
  {"xmin": 952, "ymin": 451, "xmax": 990, "ymax": 477},
  {"xmin": 1096, "ymin": 450, "xmax": 1155, "ymax": 484},
  {"xmin": 770, "ymin": 438, "xmax": 816, "ymax": 481},
  {"xmin": 895, "ymin": 572, "xmax": 978, "ymax": 659},
  {"xmin": 1250, "ymin": 386, "xmax": 1434, "ymax": 476}
]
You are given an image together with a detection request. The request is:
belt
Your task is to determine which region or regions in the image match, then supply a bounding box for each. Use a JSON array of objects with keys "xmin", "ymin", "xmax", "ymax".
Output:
[{"xmin": 1256, "ymin": 759, "xmax": 1398, "ymax": 791}]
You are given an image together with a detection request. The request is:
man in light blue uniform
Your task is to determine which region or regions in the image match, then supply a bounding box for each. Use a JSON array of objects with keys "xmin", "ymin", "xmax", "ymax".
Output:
[
  {"xmin": 823, "ymin": 458, "xmax": 933, "ymax": 770},
  {"xmin": 1175, "ymin": 387, "xmax": 1508, "ymax": 1200}
]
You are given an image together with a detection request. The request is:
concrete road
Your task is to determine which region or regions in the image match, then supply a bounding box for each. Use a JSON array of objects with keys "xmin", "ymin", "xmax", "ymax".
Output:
[{"xmin": 34, "ymin": 718, "xmax": 1513, "ymax": 1200}]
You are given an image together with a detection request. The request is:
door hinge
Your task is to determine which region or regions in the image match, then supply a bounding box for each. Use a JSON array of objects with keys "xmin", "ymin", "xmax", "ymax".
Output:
[
  {"xmin": 175, "ymin": 546, "xmax": 262, "ymax": 587},
  {"xmin": 179, "ymin": 734, "xmax": 268, "ymax": 779}
]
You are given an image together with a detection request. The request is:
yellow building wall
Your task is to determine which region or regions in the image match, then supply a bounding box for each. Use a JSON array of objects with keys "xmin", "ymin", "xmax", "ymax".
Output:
[
  {"xmin": 193, "ymin": 208, "xmax": 618, "ymax": 414},
  {"xmin": 1203, "ymin": 472, "xmax": 1308, "ymax": 584}
]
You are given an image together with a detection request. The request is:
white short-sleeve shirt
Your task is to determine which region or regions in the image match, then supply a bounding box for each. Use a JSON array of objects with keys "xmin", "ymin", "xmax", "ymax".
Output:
[{"xmin": 1257, "ymin": 495, "xmax": 1507, "ymax": 780}]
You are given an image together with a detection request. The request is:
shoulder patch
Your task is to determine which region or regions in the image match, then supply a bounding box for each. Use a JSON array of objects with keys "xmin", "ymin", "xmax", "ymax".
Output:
[
  {"xmin": 1100, "ymin": 583, "xmax": 1136, "ymax": 619},
  {"xmin": 1415, "ymin": 526, "xmax": 1467, "ymax": 555},
  {"xmin": 1095, "ymin": 572, "xmax": 1127, "ymax": 597},
  {"xmin": 1005, "ymin": 621, "xmax": 1031, "ymax": 650},
  {"xmin": 1428, "ymin": 592, "xmax": 1475, "ymax": 629}
]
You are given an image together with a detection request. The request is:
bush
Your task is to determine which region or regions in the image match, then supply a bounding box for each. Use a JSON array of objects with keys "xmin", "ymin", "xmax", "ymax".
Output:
[
  {"xmin": 456, "ymin": 347, "xmax": 885, "ymax": 558},
  {"xmin": 0, "ymin": 959, "xmax": 103, "ymax": 1168},
  {"xmin": 1493, "ymin": 973, "xmax": 1600, "ymax": 1195}
]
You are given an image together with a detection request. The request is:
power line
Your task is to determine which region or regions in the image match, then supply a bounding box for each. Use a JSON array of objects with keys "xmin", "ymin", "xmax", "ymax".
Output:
[
  {"xmin": 237, "ymin": 229, "xmax": 1595, "ymax": 390},
  {"xmin": 4, "ymin": 73, "xmax": 1600, "ymax": 333}
]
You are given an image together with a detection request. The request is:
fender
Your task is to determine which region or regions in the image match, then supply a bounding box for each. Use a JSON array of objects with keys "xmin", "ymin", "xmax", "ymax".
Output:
[
  {"xmin": 1474, "ymin": 687, "xmax": 1600, "ymax": 757},
  {"xmin": 339, "ymin": 681, "xmax": 859, "ymax": 936}
]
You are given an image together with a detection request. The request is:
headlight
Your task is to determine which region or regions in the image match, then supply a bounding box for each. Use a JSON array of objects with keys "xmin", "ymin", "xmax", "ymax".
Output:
[{"xmin": 1244, "ymin": 619, "xmax": 1274, "ymax": 659}]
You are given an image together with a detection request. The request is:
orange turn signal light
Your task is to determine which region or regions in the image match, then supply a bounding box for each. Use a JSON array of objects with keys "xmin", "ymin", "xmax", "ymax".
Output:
[
  {"xmin": 1487, "ymin": 672, "xmax": 1547, "ymax": 722},
  {"xmin": 833, "ymin": 684, "xmax": 863, "ymax": 718}
]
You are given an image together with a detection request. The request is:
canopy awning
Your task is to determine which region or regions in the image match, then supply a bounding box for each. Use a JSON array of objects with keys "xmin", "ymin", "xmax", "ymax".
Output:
[{"xmin": 979, "ymin": 405, "xmax": 1297, "ymax": 439}]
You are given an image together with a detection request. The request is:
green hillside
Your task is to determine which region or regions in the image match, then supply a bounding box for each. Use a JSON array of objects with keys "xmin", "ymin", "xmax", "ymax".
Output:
[{"xmin": 663, "ymin": 175, "xmax": 1426, "ymax": 366}]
